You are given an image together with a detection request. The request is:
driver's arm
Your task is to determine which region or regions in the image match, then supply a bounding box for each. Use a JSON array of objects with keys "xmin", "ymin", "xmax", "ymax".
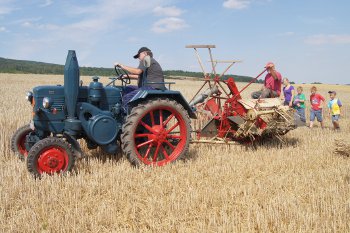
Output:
[
  {"xmin": 115, "ymin": 63, "xmax": 142, "ymax": 75},
  {"xmin": 126, "ymin": 74, "xmax": 139, "ymax": 80}
]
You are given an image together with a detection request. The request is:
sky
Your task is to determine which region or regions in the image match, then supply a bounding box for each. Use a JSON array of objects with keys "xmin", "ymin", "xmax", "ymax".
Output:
[{"xmin": 0, "ymin": 0, "xmax": 349, "ymax": 84}]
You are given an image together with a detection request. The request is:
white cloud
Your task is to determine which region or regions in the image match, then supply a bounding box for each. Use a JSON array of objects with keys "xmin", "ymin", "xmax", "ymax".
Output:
[
  {"xmin": 223, "ymin": 0, "xmax": 251, "ymax": 9},
  {"xmin": 152, "ymin": 17, "xmax": 188, "ymax": 33},
  {"xmin": 0, "ymin": 0, "xmax": 16, "ymax": 15},
  {"xmin": 21, "ymin": 21, "xmax": 33, "ymax": 27},
  {"xmin": 153, "ymin": 6, "xmax": 184, "ymax": 17},
  {"xmin": 305, "ymin": 34, "xmax": 350, "ymax": 45},
  {"xmin": 278, "ymin": 31, "xmax": 295, "ymax": 37},
  {"xmin": 9, "ymin": 0, "xmax": 165, "ymax": 62},
  {"xmin": 283, "ymin": 31, "xmax": 295, "ymax": 36},
  {"xmin": 0, "ymin": 6, "xmax": 13, "ymax": 14},
  {"xmin": 40, "ymin": 0, "xmax": 53, "ymax": 7},
  {"xmin": 0, "ymin": 26, "xmax": 6, "ymax": 32}
]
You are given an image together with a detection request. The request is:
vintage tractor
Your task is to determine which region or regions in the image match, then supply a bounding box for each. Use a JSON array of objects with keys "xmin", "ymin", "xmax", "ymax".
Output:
[
  {"xmin": 186, "ymin": 45, "xmax": 296, "ymax": 144},
  {"xmin": 11, "ymin": 46, "xmax": 296, "ymax": 177},
  {"xmin": 11, "ymin": 50, "xmax": 195, "ymax": 177}
]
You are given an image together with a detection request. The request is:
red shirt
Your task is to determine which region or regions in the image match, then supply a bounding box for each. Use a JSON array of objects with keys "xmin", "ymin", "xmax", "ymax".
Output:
[
  {"xmin": 310, "ymin": 93, "xmax": 325, "ymax": 110},
  {"xmin": 264, "ymin": 71, "xmax": 282, "ymax": 96}
]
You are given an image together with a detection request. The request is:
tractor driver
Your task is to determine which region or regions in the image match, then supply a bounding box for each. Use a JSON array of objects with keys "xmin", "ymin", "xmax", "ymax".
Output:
[
  {"xmin": 251, "ymin": 62, "xmax": 282, "ymax": 99},
  {"xmin": 114, "ymin": 47, "xmax": 166, "ymax": 111},
  {"xmin": 114, "ymin": 47, "xmax": 166, "ymax": 90}
]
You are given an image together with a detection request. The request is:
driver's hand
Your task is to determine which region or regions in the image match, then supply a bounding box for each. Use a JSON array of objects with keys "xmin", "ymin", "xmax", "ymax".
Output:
[{"xmin": 114, "ymin": 62, "xmax": 121, "ymax": 68}]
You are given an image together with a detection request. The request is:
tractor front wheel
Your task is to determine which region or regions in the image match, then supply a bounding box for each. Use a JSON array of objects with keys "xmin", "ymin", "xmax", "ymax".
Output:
[
  {"xmin": 10, "ymin": 124, "xmax": 33, "ymax": 160},
  {"xmin": 122, "ymin": 98, "xmax": 191, "ymax": 167},
  {"xmin": 27, "ymin": 137, "xmax": 75, "ymax": 178}
]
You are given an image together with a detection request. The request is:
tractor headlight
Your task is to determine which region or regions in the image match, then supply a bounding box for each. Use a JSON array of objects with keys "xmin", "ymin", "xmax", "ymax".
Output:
[
  {"xmin": 26, "ymin": 91, "xmax": 33, "ymax": 103},
  {"xmin": 42, "ymin": 97, "xmax": 52, "ymax": 109}
]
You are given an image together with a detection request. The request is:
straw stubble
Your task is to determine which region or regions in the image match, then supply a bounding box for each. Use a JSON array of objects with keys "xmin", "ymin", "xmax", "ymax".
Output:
[{"xmin": 0, "ymin": 74, "xmax": 349, "ymax": 232}]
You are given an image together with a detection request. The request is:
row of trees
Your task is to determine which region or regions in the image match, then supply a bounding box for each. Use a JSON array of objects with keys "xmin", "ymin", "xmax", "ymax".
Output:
[
  {"xmin": 0, "ymin": 57, "xmax": 115, "ymax": 76},
  {"xmin": 0, "ymin": 57, "xmax": 260, "ymax": 82}
]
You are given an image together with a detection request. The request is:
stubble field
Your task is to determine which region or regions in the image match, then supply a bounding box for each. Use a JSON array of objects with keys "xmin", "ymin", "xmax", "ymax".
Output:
[{"xmin": 0, "ymin": 73, "xmax": 349, "ymax": 232}]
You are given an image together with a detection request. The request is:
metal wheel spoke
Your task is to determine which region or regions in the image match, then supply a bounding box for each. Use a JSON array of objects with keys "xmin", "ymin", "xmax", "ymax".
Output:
[
  {"xmin": 166, "ymin": 122, "xmax": 180, "ymax": 134},
  {"xmin": 166, "ymin": 134, "xmax": 182, "ymax": 139},
  {"xmin": 140, "ymin": 121, "xmax": 156, "ymax": 134},
  {"xmin": 136, "ymin": 139, "xmax": 154, "ymax": 149},
  {"xmin": 163, "ymin": 140, "xmax": 176, "ymax": 150},
  {"xmin": 153, "ymin": 143, "xmax": 161, "ymax": 162},
  {"xmin": 143, "ymin": 144, "xmax": 153, "ymax": 159},
  {"xmin": 149, "ymin": 110, "xmax": 155, "ymax": 126},
  {"xmin": 159, "ymin": 109, "xmax": 163, "ymax": 127},
  {"xmin": 163, "ymin": 113, "xmax": 174, "ymax": 127},
  {"xmin": 161, "ymin": 145, "xmax": 169, "ymax": 159},
  {"xmin": 135, "ymin": 133, "xmax": 152, "ymax": 138}
]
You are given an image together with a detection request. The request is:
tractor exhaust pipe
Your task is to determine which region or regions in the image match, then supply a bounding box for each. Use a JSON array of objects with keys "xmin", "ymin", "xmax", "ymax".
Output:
[
  {"xmin": 64, "ymin": 50, "xmax": 80, "ymax": 119},
  {"xmin": 189, "ymin": 86, "xmax": 219, "ymax": 107},
  {"xmin": 64, "ymin": 50, "xmax": 82, "ymax": 136}
]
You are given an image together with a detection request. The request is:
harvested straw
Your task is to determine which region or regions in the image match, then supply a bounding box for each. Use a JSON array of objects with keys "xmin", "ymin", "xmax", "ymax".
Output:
[{"xmin": 334, "ymin": 139, "xmax": 350, "ymax": 157}]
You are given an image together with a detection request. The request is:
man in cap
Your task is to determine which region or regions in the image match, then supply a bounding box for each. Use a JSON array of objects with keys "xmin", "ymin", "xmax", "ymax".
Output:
[
  {"xmin": 114, "ymin": 47, "xmax": 166, "ymax": 90},
  {"xmin": 251, "ymin": 62, "xmax": 282, "ymax": 99},
  {"xmin": 114, "ymin": 47, "xmax": 166, "ymax": 112}
]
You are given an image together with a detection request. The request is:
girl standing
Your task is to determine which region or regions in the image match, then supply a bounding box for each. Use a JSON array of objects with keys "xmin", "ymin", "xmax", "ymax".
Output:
[{"xmin": 282, "ymin": 78, "xmax": 295, "ymax": 107}]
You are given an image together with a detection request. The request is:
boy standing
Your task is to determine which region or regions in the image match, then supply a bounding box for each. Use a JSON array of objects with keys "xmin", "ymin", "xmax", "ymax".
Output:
[
  {"xmin": 293, "ymin": 86, "xmax": 306, "ymax": 124},
  {"xmin": 309, "ymin": 86, "xmax": 325, "ymax": 128},
  {"xmin": 327, "ymin": 91, "xmax": 342, "ymax": 130}
]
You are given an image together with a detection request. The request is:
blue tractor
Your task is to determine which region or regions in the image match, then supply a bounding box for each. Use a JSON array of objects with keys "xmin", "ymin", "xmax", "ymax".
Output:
[{"xmin": 11, "ymin": 50, "xmax": 195, "ymax": 177}]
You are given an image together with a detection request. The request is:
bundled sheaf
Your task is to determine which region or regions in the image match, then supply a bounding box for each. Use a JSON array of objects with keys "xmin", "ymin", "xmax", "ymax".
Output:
[{"xmin": 334, "ymin": 139, "xmax": 350, "ymax": 157}]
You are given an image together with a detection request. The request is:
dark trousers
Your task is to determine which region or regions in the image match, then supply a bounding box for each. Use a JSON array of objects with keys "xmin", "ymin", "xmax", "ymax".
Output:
[{"xmin": 122, "ymin": 86, "xmax": 155, "ymax": 113}]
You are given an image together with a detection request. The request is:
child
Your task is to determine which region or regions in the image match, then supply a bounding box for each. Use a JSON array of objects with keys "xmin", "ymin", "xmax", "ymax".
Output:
[
  {"xmin": 293, "ymin": 86, "xmax": 306, "ymax": 124},
  {"xmin": 309, "ymin": 86, "xmax": 325, "ymax": 128},
  {"xmin": 282, "ymin": 78, "xmax": 295, "ymax": 106},
  {"xmin": 327, "ymin": 91, "xmax": 342, "ymax": 130}
]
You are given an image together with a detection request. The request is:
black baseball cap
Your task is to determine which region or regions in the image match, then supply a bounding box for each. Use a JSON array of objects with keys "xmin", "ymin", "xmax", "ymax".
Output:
[{"xmin": 133, "ymin": 47, "xmax": 151, "ymax": 59}]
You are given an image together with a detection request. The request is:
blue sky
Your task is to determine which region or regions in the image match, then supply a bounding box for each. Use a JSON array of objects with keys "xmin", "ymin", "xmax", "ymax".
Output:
[{"xmin": 0, "ymin": 0, "xmax": 349, "ymax": 84}]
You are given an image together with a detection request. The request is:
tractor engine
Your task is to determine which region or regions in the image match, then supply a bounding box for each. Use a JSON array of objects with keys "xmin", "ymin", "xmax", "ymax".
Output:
[{"xmin": 26, "ymin": 50, "xmax": 123, "ymax": 154}]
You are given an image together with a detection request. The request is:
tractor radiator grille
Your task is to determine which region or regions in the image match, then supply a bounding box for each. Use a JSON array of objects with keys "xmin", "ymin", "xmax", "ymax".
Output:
[{"xmin": 51, "ymin": 98, "xmax": 65, "ymax": 111}]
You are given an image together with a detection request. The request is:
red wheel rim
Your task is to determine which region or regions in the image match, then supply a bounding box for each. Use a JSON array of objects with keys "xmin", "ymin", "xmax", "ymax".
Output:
[
  {"xmin": 17, "ymin": 135, "xmax": 28, "ymax": 157},
  {"xmin": 133, "ymin": 106, "xmax": 188, "ymax": 166},
  {"xmin": 36, "ymin": 146, "xmax": 69, "ymax": 174}
]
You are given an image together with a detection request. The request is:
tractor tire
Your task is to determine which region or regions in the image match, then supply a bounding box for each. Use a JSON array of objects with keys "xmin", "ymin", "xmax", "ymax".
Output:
[
  {"xmin": 122, "ymin": 98, "xmax": 191, "ymax": 167},
  {"xmin": 10, "ymin": 124, "xmax": 33, "ymax": 161},
  {"xmin": 27, "ymin": 137, "xmax": 75, "ymax": 178}
]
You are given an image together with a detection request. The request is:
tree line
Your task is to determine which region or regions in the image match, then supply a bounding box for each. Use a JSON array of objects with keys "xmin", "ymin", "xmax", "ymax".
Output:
[{"xmin": 0, "ymin": 57, "xmax": 260, "ymax": 83}]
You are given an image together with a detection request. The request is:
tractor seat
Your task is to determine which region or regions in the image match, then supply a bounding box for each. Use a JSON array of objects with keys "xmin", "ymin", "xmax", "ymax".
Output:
[{"xmin": 238, "ymin": 98, "xmax": 282, "ymax": 109}]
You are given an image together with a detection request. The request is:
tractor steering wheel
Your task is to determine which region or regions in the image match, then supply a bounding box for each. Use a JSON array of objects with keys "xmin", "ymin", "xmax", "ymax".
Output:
[{"xmin": 114, "ymin": 65, "xmax": 131, "ymax": 85}]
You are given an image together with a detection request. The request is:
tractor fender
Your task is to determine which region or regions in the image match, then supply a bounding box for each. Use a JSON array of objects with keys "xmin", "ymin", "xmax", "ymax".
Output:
[{"xmin": 128, "ymin": 89, "xmax": 197, "ymax": 119}]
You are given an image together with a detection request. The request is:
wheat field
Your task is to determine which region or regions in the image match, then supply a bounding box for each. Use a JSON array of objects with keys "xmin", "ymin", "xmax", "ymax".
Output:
[{"xmin": 0, "ymin": 73, "xmax": 349, "ymax": 232}]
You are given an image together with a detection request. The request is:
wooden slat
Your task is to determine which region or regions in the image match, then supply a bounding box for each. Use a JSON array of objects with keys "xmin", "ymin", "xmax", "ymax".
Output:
[
  {"xmin": 186, "ymin": 45, "xmax": 216, "ymax": 48},
  {"xmin": 210, "ymin": 60, "xmax": 242, "ymax": 63}
]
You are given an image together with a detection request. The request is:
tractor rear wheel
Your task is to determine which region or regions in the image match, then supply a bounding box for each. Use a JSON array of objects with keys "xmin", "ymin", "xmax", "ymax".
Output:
[
  {"xmin": 10, "ymin": 124, "xmax": 33, "ymax": 160},
  {"xmin": 122, "ymin": 98, "xmax": 191, "ymax": 167},
  {"xmin": 27, "ymin": 137, "xmax": 75, "ymax": 178}
]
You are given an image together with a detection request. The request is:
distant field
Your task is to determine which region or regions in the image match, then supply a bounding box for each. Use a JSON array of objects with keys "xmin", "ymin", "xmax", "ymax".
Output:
[{"xmin": 0, "ymin": 73, "xmax": 349, "ymax": 232}]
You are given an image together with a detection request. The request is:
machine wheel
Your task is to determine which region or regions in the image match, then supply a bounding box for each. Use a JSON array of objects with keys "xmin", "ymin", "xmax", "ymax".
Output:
[
  {"xmin": 27, "ymin": 137, "xmax": 75, "ymax": 178},
  {"xmin": 122, "ymin": 98, "xmax": 191, "ymax": 167},
  {"xmin": 10, "ymin": 124, "xmax": 33, "ymax": 160}
]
